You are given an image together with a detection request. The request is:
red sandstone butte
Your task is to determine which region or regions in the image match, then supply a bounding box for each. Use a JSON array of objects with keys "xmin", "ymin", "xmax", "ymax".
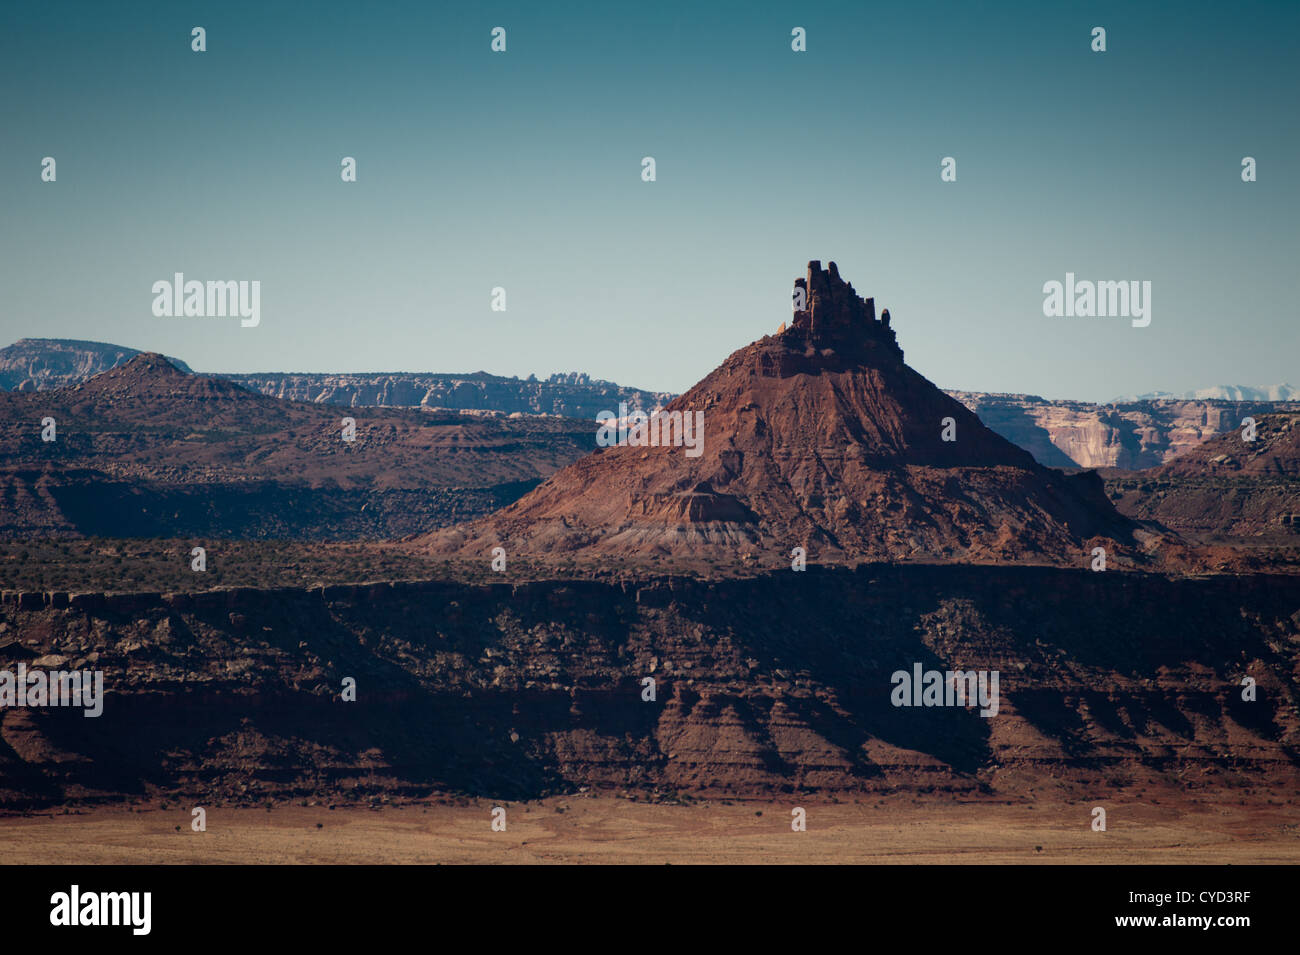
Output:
[{"xmin": 425, "ymin": 261, "xmax": 1145, "ymax": 566}]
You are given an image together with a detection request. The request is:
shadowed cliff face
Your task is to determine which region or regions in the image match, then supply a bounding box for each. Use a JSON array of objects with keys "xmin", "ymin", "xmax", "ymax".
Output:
[{"xmin": 1, "ymin": 567, "xmax": 1297, "ymax": 807}]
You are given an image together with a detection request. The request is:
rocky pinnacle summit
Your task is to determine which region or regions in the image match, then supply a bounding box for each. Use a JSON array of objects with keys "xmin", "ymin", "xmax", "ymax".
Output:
[{"xmin": 788, "ymin": 260, "xmax": 902, "ymax": 360}]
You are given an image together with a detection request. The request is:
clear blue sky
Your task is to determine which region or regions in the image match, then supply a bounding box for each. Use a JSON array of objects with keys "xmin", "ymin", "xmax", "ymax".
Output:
[{"xmin": 2, "ymin": 0, "xmax": 1296, "ymax": 401}]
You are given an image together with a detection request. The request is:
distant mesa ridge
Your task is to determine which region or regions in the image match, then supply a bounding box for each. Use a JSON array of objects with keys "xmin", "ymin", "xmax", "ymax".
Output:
[
  {"xmin": 4, "ymin": 322, "xmax": 1296, "ymax": 468},
  {"xmin": 0, "ymin": 338, "xmax": 669, "ymax": 420},
  {"xmin": 0, "ymin": 338, "xmax": 192, "ymax": 391},
  {"xmin": 1114, "ymin": 384, "xmax": 1300, "ymax": 402}
]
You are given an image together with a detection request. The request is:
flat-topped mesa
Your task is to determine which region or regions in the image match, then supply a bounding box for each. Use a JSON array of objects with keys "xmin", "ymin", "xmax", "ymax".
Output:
[{"xmin": 790, "ymin": 260, "xmax": 902, "ymax": 360}]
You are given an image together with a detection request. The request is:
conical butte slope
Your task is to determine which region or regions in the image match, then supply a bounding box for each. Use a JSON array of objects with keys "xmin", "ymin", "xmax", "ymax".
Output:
[{"xmin": 426, "ymin": 262, "xmax": 1141, "ymax": 567}]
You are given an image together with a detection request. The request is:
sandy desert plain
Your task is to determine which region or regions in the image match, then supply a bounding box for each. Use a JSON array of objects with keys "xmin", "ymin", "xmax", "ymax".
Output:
[{"xmin": 3, "ymin": 789, "xmax": 1298, "ymax": 865}]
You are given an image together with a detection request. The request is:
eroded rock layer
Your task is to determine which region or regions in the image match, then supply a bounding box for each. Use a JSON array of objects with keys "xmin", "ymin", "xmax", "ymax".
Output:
[{"xmin": 2, "ymin": 567, "xmax": 1296, "ymax": 806}]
